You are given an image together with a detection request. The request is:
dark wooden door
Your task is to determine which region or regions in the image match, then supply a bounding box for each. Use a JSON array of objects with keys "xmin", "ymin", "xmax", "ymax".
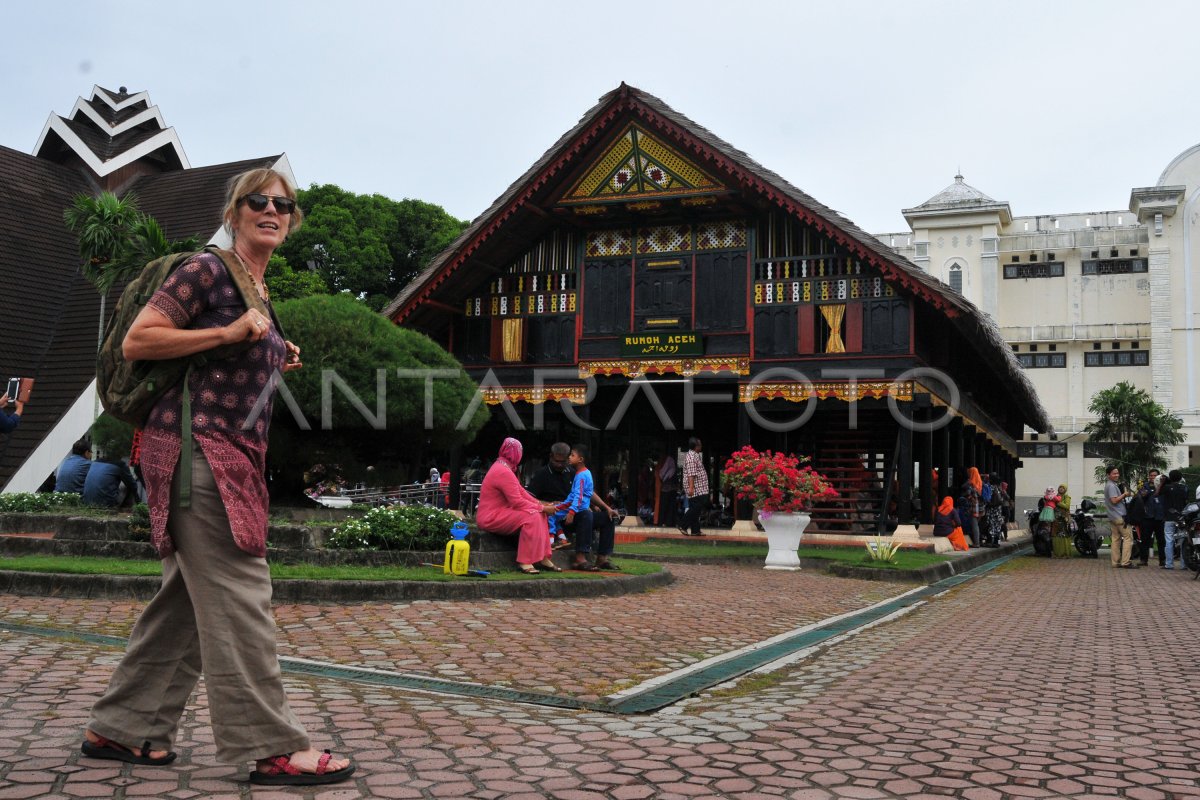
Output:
[
  {"xmin": 634, "ymin": 258, "xmax": 691, "ymax": 330},
  {"xmin": 582, "ymin": 259, "xmax": 632, "ymax": 336},
  {"xmin": 695, "ymin": 251, "xmax": 746, "ymax": 331}
]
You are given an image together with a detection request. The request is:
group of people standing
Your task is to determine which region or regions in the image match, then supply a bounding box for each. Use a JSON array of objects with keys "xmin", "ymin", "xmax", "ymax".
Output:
[
  {"xmin": 931, "ymin": 466, "xmax": 1012, "ymax": 550},
  {"xmin": 1104, "ymin": 465, "xmax": 1192, "ymax": 569}
]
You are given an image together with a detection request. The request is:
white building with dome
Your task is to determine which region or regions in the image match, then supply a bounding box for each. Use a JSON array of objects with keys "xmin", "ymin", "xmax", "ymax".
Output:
[{"xmin": 878, "ymin": 154, "xmax": 1200, "ymax": 506}]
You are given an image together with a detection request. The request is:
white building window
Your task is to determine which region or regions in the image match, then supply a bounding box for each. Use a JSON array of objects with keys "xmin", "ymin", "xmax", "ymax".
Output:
[{"xmin": 949, "ymin": 263, "xmax": 963, "ymax": 293}]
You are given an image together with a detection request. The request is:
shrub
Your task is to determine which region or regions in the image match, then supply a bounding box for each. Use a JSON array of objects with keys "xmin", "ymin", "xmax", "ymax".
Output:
[
  {"xmin": 128, "ymin": 503, "xmax": 151, "ymax": 542},
  {"xmin": 0, "ymin": 492, "xmax": 83, "ymax": 513},
  {"xmin": 864, "ymin": 535, "xmax": 902, "ymax": 563},
  {"xmin": 326, "ymin": 505, "xmax": 458, "ymax": 550}
]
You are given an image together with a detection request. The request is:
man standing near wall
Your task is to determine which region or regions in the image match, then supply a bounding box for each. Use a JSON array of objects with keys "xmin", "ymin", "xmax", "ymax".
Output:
[
  {"xmin": 1105, "ymin": 465, "xmax": 1134, "ymax": 568},
  {"xmin": 680, "ymin": 437, "xmax": 709, "ymax": 537}
]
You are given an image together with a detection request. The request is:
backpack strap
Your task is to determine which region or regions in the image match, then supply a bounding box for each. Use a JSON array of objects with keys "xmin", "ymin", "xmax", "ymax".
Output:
[{"xmin": 178, "ymin": 362, "xmax": 195, "ymax": 508}]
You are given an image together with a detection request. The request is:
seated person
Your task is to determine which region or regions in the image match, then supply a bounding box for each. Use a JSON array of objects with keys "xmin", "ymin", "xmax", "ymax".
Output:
[
  {"xmin": 82, "ymin": 455, "xmax": 137, "ymax": 508},
  {"xmin": 475, "ymin": 438, "xmax": 560, "ymax": 574},
  {"xmin": 932, "ymin": 496, "xmax": 962, "ymax": 536},
  {"xmin": 55, "ymin": 438, "xmax": 93, "ymax": 493},
  {"xmin": 528, "ymin": 442, "xmax": 620, "ymax": 571}
]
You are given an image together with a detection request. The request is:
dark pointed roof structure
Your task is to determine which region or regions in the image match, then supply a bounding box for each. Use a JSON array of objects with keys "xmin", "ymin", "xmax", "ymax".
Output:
[
  {"xmin": 385, "ymin": 83, "xmax": 1050, "ymax": 434},
  {"xmin": 0, "ymin": 86, "xmax": 289, "ymax": 490}
]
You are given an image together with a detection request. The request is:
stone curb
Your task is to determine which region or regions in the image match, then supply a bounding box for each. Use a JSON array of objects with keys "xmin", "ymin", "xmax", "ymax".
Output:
[{"xmin": 0, "ymin": 566, "xmax": 674, "ymax": 603}]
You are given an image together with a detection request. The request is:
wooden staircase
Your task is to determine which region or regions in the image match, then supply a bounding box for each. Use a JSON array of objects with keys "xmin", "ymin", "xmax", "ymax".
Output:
[{"xmin": 805, "ymin": 423, "xmax": 897, "ymax": 536}]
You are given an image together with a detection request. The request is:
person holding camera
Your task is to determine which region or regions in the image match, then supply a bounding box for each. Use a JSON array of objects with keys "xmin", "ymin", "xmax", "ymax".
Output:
[
  {"xmin": 1105, "ymin": 465, "xmax": 1135, "ymax": 568},
  {"xmin": 0, "ymin": 392, "xmax": 23, "ymax": 434}
]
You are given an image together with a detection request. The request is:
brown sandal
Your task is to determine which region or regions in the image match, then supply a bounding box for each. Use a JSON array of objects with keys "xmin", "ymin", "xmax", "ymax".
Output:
[
  {"xmin": 519, "ymin": 565, "xmax": 540, "ymax": 574},
  {"xmin": 537, "ymin": 559, "xmax": 563, "ymax": 572}
]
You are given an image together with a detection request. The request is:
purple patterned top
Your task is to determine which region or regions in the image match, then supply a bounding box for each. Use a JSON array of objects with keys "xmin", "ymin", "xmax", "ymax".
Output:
[{"xmin": 140, "ymin": 252, "xmax": 284, "ymax": 558}]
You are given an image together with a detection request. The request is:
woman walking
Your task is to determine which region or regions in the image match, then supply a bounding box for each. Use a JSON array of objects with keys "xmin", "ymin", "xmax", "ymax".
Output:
[{"xmin": 81, "ymin": 169, "xmax": 354, "ymax": 786}]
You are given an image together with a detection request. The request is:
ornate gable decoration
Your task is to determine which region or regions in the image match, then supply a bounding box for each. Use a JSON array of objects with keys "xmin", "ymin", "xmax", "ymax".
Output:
[{"xmin": 558, "ymin": 123, "xmax": 724, "ymax": 205}]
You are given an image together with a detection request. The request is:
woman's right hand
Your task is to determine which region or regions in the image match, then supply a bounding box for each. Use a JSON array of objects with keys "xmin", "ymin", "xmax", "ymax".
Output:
[{"xmin": 227, "ymin": 309, "xmax": 272, "ymax": 344}]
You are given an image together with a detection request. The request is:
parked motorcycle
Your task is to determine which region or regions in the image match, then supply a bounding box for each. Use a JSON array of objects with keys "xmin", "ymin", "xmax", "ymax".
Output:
[
  {"xmin": 1026, "ymin": 507, "xmax": 1053, "ymax": 557},
  {"xmin": 1173, "ymin": 501, "xmax": 1200, "ymax": 576},
  {"xmin": 1071, "ymin": 499, "xmax": 1100, "ymax": 558}
]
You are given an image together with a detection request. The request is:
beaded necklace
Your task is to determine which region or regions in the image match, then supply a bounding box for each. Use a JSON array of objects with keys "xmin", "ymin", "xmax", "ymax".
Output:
[{"xmin": 232, "ymin": 248, "xmax": 270, "ymax": 302}]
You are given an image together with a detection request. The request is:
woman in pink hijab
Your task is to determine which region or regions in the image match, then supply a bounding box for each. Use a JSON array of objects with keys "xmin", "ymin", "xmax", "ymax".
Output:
[{"xmin": 475, "ymin": 437, "xmax": 559, "ymax": 573}]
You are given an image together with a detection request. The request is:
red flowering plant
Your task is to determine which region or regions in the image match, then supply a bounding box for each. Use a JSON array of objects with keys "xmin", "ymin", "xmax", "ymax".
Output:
[{"xmin": 720, "ymin": 446, "xmax": 837, "ymax": 516}]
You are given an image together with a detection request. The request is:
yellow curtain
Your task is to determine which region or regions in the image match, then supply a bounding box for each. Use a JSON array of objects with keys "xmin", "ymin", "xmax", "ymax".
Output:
[
  {"xmin": 501, "ymin": 318, "xmax": 524, "ymax": 362},
  {"xmin": 820, "ymin": 304, "xmax": 846, "ymax": 353}
]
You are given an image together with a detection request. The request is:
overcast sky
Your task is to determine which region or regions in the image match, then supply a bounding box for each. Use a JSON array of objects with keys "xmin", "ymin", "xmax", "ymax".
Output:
[{"xmin": 5, "ymin": 0, "xmax": 1200, "ymax": 234}]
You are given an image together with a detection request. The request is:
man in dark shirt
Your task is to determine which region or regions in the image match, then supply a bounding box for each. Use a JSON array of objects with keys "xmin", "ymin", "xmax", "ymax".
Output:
[
  {"xmin": 55, "ymin": 438, "xmax": 93, "ymax": 494},
  {"xmin": 526, "ymin": 441, "xmax": 620, "ymax": 570},
  {"xmin": 82, "ymin": 456, "xmax": 138, "ymax": 507},
  {"xmin": 1161, "ymin": 469, "xmax": 1190, "ymax": 570}
]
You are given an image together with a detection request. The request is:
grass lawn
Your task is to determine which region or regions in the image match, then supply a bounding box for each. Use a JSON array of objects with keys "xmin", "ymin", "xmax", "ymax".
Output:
[
  {"xmin": 616, "ymin": 539, "xmax": 951, "ymax": 570},
  {"xmin": 0, "ymin": 555, "xmax": 659, "ymax": 581}
]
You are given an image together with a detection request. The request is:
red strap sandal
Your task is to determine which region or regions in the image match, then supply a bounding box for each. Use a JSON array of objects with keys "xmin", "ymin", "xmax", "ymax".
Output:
[{"xmin": 249, "ymin": 750, "xmax": 356, "ymax": 786}]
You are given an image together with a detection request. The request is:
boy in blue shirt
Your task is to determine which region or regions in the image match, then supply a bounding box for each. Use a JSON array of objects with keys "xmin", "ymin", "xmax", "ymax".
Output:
[{"xmin": 549, "ymin": 444, "xmax": 595, "ymax": 548}]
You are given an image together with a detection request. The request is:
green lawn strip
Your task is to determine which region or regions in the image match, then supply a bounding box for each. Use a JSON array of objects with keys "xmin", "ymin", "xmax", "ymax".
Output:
[
  {"xmin": 0, "ymin": 555, "xmax": 658, "ymax": 581},
  {"xmin": 616, "ymin": 540, "xmax": 950, "ymax": 569}
]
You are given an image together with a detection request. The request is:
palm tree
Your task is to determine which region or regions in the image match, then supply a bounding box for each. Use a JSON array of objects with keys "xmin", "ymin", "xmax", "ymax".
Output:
[
  {"xmin": 63, "ymin": 191, "xmax": 142, "ymax": 294},
  {"xmin": 1085, "ymin": 381, "xmax": 1184, "ymax": 484},
  {"xmin": 64, "ymin": 191, "xmax": 143, "ymax": 378},
  {"xmin": 126, "ymin": 214, "xmax": 199, "ymax": 275},
  {"xmin": 64, "ymin": 191, "xmax": 196, "ymax": 419}
]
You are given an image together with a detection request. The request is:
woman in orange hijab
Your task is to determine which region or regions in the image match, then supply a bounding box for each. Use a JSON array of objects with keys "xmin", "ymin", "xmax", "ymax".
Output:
[
  {"xmin": 958, "ymin": 467, "xmax": 984, "ymax": 547},
  {"xmin": 934, "ymin": 496, "xmax": 969, "ymax": 551}
]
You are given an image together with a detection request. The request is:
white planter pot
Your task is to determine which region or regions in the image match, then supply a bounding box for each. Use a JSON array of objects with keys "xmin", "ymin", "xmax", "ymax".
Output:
[{"xmin": 760, "ymin": 511, "xmax": 809, "ymax": 570}]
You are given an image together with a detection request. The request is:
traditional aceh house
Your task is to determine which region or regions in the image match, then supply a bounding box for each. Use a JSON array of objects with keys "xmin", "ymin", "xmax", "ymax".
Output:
[
  {"xmin": 0, "ymin": 86, "xmax": 293, "ymax": 491},
  {"xmin": 386, "ymin": 84, "xmax": 1051, "ymax": 534}
]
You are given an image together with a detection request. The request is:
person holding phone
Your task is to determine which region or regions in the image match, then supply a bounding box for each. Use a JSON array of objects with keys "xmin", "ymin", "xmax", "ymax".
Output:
[{"xmin": 0, "ymin": 389, "xmax": 23, "ymax": 434}]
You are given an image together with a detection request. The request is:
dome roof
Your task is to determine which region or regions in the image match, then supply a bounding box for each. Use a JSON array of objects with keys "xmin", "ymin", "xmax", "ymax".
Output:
[
  {"xmin": 903, "ymin": 173, "xmax": 1011, "ymax": 222},
  {"xmin": 914, "ymin": 173, "xmax": 994, "ymax": 208}
]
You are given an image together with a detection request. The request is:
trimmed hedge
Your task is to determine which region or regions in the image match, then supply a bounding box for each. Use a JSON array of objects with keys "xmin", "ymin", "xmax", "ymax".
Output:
[
  {"xmin": 0, "ymin": 493, "xmax": 82, "ymax": 513},
  {"xmin": 326, "ymin": 505, "xmax": 458, "ymax": 551}
]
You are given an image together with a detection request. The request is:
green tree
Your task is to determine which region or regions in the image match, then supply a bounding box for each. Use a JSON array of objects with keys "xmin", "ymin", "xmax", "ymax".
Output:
[
  {"xmin": 89, "ymin": 413, "xmax": 134, "ymax": 460},
  {"xmin": 268, "ymin": 294, "xmax": 487, "ymax": 497},
  {"xmin": 1085, "ymin": 381, "xmax": 1184, "ymax": 484},
  {"xmin": 275, "ymin": 184, "xmax": 467, "ymax": 308},
  {"xmin": 264, "ymin": 254, "xmax": 327, "ymax": 303}
]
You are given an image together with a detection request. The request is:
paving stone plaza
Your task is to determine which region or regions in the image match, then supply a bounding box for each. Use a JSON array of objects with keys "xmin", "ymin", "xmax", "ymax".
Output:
[{"xmin": 0, "ymin": 553, "xmax": 1197, "ymax": 799}]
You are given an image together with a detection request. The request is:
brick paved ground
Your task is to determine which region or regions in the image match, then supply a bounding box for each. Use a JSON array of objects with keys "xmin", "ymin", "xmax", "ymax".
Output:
[{"xmin": 0, "ymin": 556, "xmax": 1198, "ymax": 798}]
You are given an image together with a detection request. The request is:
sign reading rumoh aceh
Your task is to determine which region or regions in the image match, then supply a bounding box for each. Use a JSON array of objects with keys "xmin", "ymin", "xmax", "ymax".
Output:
[{"xmin": 620, "ymin": 331, "xmax": 703, "ymax": 357}]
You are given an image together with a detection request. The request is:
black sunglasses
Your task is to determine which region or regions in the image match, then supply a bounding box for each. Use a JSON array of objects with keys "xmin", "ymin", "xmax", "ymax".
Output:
[{"xmin": 239, "ymin": 193, "xmax": 296, "ymax": 215}]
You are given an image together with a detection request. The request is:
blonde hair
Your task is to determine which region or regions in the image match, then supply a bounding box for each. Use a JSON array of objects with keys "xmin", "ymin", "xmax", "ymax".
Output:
[{"xmin": 222, "ymin": 168, "xmax": 304, "ymax": 239}]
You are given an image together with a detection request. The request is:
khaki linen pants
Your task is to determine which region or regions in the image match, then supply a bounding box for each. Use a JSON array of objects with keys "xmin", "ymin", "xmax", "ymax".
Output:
[
  {"xmin": 1109, "ymin": 517, "xmax": 1133, "ymax": 567},
  {"xmin": 88, "ymin": 448, "xmax": 309, "ymax": 764}
]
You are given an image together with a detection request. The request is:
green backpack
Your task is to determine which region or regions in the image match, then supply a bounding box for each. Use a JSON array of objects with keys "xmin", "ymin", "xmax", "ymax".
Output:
[{"xmin": 96, "ymin": 246, "xmax": 276, "ymax": 504}]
